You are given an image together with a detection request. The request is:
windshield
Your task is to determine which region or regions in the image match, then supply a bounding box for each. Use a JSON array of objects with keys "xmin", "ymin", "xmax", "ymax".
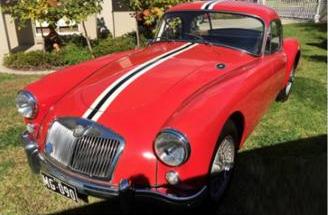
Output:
[{"xmin": 155, "ymin": 11, "xmax": 264, "ymax": 55}]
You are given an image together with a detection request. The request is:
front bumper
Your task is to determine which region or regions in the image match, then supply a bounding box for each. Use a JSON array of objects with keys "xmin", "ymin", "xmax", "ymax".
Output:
[{"xmin": 21, "ymin": 132, "xmax": 207, "ymax": 207}]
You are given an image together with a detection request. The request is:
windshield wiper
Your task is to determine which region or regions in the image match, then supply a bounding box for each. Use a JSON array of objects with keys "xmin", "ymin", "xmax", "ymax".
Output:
[{"xmin": 184, "ymin": 33, "xmax": 212, "ymax": 45}]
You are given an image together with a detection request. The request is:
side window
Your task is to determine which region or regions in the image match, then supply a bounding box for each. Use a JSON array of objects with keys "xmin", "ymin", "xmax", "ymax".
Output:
[{"xmin": 265, "ymin": 20, "xmax": 282, "ymax": 54}]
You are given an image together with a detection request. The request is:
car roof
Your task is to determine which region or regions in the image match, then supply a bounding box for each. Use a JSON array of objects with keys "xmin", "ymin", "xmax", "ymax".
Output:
[{"xmin": 167, "ymin": 0, "xmax": 279, "ymax": 25}]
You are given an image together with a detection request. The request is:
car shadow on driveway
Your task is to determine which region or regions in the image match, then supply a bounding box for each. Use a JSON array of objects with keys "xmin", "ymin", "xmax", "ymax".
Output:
[{"xmin": 48, "ymin": 135, "xmax": 327, "ymax": 215}]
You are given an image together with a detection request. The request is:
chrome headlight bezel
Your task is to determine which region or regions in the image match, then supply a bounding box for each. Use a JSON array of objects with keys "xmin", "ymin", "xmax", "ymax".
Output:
[
  {"xmin": 154, "ymin": 129, "xmax": 191, "ymax": 167},
  {"xmin": 16, "ymin": 90, "xmax": 38, "ymax": 119}
]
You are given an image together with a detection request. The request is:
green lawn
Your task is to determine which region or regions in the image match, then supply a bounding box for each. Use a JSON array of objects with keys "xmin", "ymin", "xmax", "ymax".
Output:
[{"xmin": 0, "ymin": 23, "xmax": 326, "ymax": 215}]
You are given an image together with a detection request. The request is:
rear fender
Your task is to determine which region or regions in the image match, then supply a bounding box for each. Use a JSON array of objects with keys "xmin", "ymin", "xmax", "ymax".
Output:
[{"xmin": 283, "ymin": 38, "xmax": 301, "ymax": 84}]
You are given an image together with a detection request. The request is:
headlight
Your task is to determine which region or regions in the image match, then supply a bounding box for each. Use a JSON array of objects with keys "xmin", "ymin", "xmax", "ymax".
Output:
[
  {"xmin": 154, "ymin": 129, "xmax": 190, "ymax": 166},
  {"xmin": 16, "ymin": 91, "xmax": 37, "ymax": 118}
]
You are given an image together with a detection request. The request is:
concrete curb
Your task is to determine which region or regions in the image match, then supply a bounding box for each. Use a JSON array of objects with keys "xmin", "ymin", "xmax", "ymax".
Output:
[
  {"xmin": 0, "ymin": 64, "xmax": 54, "ymax": 75},
  {"xmin": 281, "ymin": 18, "xmax": 310, "ymax": 25}
]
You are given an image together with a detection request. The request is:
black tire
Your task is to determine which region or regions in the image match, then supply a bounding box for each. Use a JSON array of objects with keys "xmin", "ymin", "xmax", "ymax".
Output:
[
  {"xmin": 276, "ymin": 66, "xmax": 296, "ymax": 102},
  {"xmin": 208, "ymin": 119, "xmax": 238, "ymax": 203}
]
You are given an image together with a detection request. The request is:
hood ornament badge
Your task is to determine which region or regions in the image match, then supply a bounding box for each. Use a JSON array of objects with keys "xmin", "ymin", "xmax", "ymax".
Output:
[
  {"xmin": 216, "ymin": 63, "xmax": 226, "ymax": 70},
  {"xmin": 73, "ymin": 125, "xmax": 86, "ymax": 137}
]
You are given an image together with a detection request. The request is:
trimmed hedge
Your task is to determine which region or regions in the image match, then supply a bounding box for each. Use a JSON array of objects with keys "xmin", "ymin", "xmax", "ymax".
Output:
[
  {"xmin": 59, "ymin": 43, "xmax": 92, "ymax": 65},
  {"xmin": 93, "ymin": 36, "xmax": 136, "ymax": 57},
  {"xmin": 3, "ymin": 34, "xmax": 141, "ymax": 70},
  {"xmin": 3, "ymin": 51, "xmax": 62, "ymax": 70}
]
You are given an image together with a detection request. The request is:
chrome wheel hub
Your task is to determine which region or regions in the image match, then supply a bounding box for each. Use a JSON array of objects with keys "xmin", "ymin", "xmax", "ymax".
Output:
[
  {"xmin": 286, "ymin": 68, "xmax": 295, "ymax": 95},
  {"xmin": 211, "ymin": 136, "xmax": 235, "ymax": 174}
]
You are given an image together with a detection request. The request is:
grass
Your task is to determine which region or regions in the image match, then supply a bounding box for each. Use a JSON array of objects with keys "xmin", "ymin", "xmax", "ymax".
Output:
[
  {"xmin": 0, "ymin": 23, "xmax": 326, "ymax": 215},
  {"xmin": 0, "ymin": 75, "xmax": 38, "ymax": 149},
  {"xmin": 243, "ymin": 23, "xmax": 327, "ymax": 150}
]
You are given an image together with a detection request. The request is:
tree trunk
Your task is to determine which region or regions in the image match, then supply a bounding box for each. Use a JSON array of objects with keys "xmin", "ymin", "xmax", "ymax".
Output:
[
  {"xmin": 40, "ymin": 25, "xmax": 46, "ymax": 51},
  {"xmin": 135, "ymin": 11, "xmax": 141, "ymax": 48},
  {"xmin": 82, "ymin": 21, "xmax": 95, "ymax": 58}
]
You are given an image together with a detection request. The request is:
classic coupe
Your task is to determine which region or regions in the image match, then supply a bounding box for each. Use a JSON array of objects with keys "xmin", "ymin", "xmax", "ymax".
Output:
[{"xmin": 17, "ymin": 0, "xmax": 300, "ymax": 207}]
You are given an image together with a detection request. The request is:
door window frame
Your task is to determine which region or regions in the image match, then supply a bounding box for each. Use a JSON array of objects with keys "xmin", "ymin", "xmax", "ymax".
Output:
[{"xmin": 265, "ymin": 19, "xmax": 283, "ymax": 55}]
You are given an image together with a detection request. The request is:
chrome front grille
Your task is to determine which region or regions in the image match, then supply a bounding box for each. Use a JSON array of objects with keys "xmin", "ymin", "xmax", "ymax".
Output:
[
  {"xmin": 44, "ymin": 117, "xmax": 124, "ymax": 180},
  {"xmin": 46, "ymin": 121, "xmax": 76, "ymax": 165},
  {"xmin": 70, "ymin": 136, "xmax": 121, "ymax": 178}
]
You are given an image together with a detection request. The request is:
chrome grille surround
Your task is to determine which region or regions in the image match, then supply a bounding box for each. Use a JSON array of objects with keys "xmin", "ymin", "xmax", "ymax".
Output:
[{"xmin": 44, "ymin": 117, "xmax": 125, "ymax": 180}]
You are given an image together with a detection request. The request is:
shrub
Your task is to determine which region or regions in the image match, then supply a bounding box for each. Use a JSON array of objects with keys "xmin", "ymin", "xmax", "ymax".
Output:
[
  {"xmin": 3, "ymin": 46, "xmax": 92, "ymax": 70},
  {"xmin": 93, "ymin": 35, "xmax": 137, "ymax": 57},
  {"xmin": 58, "ymin": 43, "xmax": 92, "ymax": 65},
  {"xmin": 3, "ymin": 51, "xmax": 61, "ymax": 70},
  {"xmin": 61, "ymin": 34, "xmax": 89, "ymax": 47},
  {"xmin": 3, "ymin": 33, "xmax": 141, "ymax": 70}
]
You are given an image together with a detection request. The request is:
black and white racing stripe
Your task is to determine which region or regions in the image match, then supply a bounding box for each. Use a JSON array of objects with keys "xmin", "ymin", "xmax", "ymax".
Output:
[
  {"xmin": 83, "ymin": 42, "xmax": 198, "ymax": 121},
  {"xmin": 201, "ymin": 0, "xmax": 224, "ymax": 10},
  {"xmin": 201, "ymin": 0, "xmax": 214, "ymax": 10}
]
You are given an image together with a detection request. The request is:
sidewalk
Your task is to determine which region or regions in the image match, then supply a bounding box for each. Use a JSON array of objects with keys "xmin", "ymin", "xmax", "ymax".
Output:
[{"xmin": 282, "ymin": 18, "xmax": 310, "ymax": 25}]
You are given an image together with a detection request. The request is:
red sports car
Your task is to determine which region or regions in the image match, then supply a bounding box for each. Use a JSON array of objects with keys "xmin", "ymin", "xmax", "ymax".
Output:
[{"xmin": 17, "ymin": 0, "xmax": 300, "ymax": 207}]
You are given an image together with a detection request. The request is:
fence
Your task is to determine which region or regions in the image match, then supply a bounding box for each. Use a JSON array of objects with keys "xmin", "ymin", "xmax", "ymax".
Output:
[{"xmin": 241, "ymin": 0, "xmax": 327, "ymax": 22}]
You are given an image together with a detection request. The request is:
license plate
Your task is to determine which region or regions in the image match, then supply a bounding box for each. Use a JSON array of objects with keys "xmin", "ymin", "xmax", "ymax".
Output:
[{"xmin": 41, "ymin": 172, "xmax": 79, "ymax": 202}]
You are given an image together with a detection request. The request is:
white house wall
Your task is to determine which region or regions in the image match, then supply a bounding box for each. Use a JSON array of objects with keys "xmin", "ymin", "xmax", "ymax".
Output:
[
  {"xmin": 3, "ymin": 14, "xmax": 19, "ymax": 50},
  {"xmin": 0, "ymin": 13, "xmax": 10, "ymax": 59},
  {"xmin": 79, "ymin": 15, "xmax": 98, "ymax": 40},
  {"xmin": 99, "ymin": 1, "xmax": 137, "ymax": 37},
  {"xmin": 99, "ymin": 0, "xmax": 115, "ymax": 36},
  {"xmin": 112, "ymin": 12, "xmax": 136, "ymax": 37},
  {"xmin": 0, "ymin": 13, "xmax": 35, "ymax": 57}
]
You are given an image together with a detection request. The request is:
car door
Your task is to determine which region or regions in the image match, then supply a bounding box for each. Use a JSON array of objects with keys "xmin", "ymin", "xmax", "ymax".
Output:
[
  {"xmin": 240, "ymin": 20, "xmax": 287, "ymax": 135},
  {"xmin": 263, "ymin": 20, "xmax": 287, "ymax": 101},
  {"xmin": 251, "ymin": 20, "xmax": 287, "ymax": 112}
]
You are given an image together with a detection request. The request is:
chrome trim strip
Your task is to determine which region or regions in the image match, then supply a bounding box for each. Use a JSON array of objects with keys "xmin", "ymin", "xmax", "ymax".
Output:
[
  {"xmin": 135, "ymin": 186, "xmax": 207, "ymax": 202},
  {"xmin": 21, "ymin": 132, "xmax": 42, "ymax": 173}
]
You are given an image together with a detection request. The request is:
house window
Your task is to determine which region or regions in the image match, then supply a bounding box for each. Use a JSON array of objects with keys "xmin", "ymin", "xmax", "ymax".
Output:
[
  {"xmin": 35, "ymin": 19, "xmax": 80, "ymax": 36},
  {"xmin": 112, "ymin": 0, "xmax": 130, "ymax": 12}
]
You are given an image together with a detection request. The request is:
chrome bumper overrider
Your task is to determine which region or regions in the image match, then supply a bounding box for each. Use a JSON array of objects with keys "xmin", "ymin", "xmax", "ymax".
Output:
[{"xmin": 21, "ymin": 132, "xmax": 207, "ymax": 206}]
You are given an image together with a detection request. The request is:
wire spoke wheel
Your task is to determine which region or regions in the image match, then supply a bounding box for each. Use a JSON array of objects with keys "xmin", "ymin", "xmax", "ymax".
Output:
[
  {"xmin": 285, "ymin": 67, "xmax": 296, "ymax": 96},
  {"xmin": 209, "ymin": 135, "xmax": 236, "ymax": 202},
  {"xmin": 277, "ymin": 65, "xmax": 297, "ymax": 102}
]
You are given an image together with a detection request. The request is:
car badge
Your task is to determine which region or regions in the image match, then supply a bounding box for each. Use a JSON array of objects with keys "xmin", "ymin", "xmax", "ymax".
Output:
[{"xmin": 73, "ymin": 125, "xmax": 85, "ymax": 137}]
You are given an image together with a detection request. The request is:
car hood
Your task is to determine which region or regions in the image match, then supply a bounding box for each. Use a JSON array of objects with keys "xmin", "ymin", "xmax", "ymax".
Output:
[{"xmin": 47, "ymin": 42, "xmax": 256, "ymax": 137}]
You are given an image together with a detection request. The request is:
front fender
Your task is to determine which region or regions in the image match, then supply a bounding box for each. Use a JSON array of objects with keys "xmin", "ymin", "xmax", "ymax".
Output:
[
  {"xmin": 24, "ymin": 49, "xmax": 140, "ymax": 127},
  {"xmin": 156, "ymin": 71, "xmax": 246, "ymax": 189},
  {"xmin": 283, "ymin": 38, "xmax": 301, "ymax": 84}
]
